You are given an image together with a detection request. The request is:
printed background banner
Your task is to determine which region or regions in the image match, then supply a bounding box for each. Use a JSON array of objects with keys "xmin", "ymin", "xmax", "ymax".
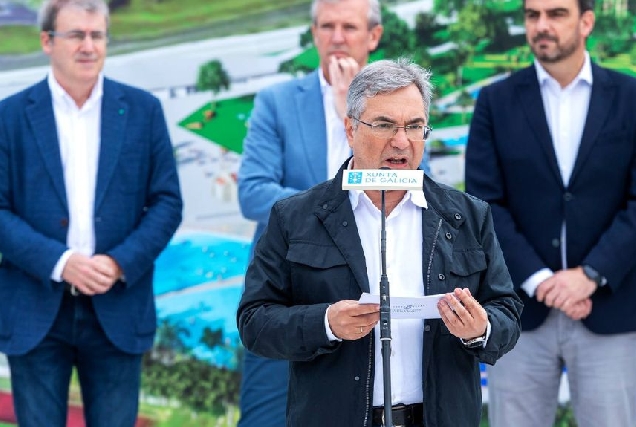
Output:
[{"xmin": 0, "ymin": 0, "xmax": 633, "ymax": 425}]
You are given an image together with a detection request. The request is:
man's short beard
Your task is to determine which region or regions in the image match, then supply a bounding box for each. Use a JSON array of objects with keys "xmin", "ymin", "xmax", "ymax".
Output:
[{"xmin": 531, "ymin": 40, "xmax": 579, "ymax": 64}]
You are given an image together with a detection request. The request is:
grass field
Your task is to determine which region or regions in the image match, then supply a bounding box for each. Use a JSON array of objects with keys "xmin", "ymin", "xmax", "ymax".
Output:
[
  {"xmin": 109, "ymin": 0, "xmax": 311, "ymax": 40},
  {"xmin": 179, "ymin": 95, "xmax": 254, "ymax": 154},
  {"xmin": 0, "ymin": 0, "xmax": 313, "ymax": 55}
]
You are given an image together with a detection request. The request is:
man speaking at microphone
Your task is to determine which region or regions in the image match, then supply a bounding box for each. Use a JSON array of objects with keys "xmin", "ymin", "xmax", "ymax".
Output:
[{"xmin": 237, "ymin": 58, "xmax": 522, "ymax": 427}]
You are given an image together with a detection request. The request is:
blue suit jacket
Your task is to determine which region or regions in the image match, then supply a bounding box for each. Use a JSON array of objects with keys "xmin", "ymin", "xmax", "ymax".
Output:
[
  {"xmin": 238, "ymin": 70, "xmax": 430, "ymax": 252},
  {"xmin": 0, "ymin": 78, "xmax": 183, "ymax": 355},
  {"xmin": 465, "ymin": 63, "xmax": 636, "ymax": 334}
]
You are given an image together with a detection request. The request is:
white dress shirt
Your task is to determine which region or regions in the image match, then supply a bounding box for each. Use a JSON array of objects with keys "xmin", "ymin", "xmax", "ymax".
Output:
[
  {"xmin": 49, "ymin": 72, "xmax": 104, "ymax": 281},
  {"xmin": 319, "ymin": 71, "xmax": 351, "ymax": 179},
  {"xmin": 521, "ymin": 53, "xmax": 593, "ymax": 297},
  {"xmin": 318, "ymin": 189, "xmax": 427, "ymax": 406}
]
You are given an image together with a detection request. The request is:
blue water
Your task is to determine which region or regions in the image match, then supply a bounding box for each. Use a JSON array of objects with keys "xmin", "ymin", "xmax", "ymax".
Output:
[
  {"xmin": 154, "ymin": 233, "xmax": 250, "ymax": 296},
  {"xmin": 152, "ymin": 232, "xmax": 251, "ymax": 369},
  {"xmin": 443, "ymin": 134, "xmax": 468, "ymax": 147}
]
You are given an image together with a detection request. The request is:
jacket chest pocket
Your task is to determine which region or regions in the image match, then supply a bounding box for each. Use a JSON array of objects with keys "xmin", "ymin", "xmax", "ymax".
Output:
[
  {"xmin": 448, "ymin": 249, "xmax": 486, "ymax": 295},
  {"xmin": 286, "ymin": 242, "xmax": 357, "ymax": 303}
]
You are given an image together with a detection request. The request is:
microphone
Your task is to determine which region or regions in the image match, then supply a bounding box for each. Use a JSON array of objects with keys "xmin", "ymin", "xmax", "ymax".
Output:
[
  {"xmin": 342, "ymin": 168, "xmax": 424, "ymax": 190},
  {"xmin": 342, "ymin": 167, "xmax": 423, "ymax": 426}
]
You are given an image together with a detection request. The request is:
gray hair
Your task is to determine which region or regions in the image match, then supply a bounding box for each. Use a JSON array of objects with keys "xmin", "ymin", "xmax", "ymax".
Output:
[
  {"xmin": 311, "ymin": 0, "xmax": 382, "ymax": 28},
  {"xmin": 38, "ymin": 0, "xmax": 110, "ymax": 32},
  {"xmin": 347, "ymin": 58, "xmax": 434, "ymax": 122}
]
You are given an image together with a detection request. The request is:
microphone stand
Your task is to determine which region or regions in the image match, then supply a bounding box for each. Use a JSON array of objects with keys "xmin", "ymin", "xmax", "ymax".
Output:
[{"xmin": 379, "ymin": 188, "xmax": 393, "ymax": 426}]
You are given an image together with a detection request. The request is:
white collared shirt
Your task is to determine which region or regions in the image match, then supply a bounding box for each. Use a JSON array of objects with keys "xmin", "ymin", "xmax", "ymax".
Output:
[
  {"xmin": 522, "ymin": 53, "xmax": 593, "ymax": 296},
  {"xmin": 319, "ymin": 70, "xmax": 351, "ymax": 179},
  {"xmin": 49, "ymin": 72, "xmax": 104, "ymax": 281},
  {"xmin": 350, "ymin": 188, "xmax": 427, "ymax": 406}
]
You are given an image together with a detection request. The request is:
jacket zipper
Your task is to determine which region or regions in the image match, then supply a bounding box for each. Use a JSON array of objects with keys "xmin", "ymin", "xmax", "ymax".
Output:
[
  {"xmin": 426, "ymin": 218, "xmax": 443, "ymax": 295},
  {"xmin": 363, "ymin": 336, "xmax": 373, "ymax": 426}
]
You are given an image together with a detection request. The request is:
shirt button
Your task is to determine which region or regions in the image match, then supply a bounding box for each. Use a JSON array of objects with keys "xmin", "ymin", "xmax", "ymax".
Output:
[{"xmin": 564, "ymin": 192, "xmax": 573, "ymax": 202}]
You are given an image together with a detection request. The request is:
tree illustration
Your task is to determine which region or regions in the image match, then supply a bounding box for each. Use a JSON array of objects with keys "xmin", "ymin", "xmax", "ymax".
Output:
[
  {"xmin": 455, "ymin": 89, "xmax": 475, "ymax": 125},
  {"xmin": 196, "ymin": 59, "xmax": 231, "ymax": 113},
  {"xmin": 378, "ymin": 5, "xmax": 415, "ymax": 59},
  {"xmin": 151, "ymin": 317, "xmax": 191, "ymax": 364}
]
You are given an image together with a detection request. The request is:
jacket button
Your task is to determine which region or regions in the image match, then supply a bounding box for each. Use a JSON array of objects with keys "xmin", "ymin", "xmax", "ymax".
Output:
[
  {"xmin": 342, "ymin": 221, "xmax": 348, "ymax": 227},
  {"xmin": 445, "ymin": 232, "xmax": 452, "ymax": 240},
  {"xmin": 60, "ymin": 218, "xmax": 69, "ymax": 227},
  {"xmin": 454, "ymin": 213, "xmax": 462, "ymax": 220},
  {"xmin": 354, "ymin": 376, "xmax": 360, "ymax": 381},
  {"xmin": 438, "ymin": 273, "xmax": 445, "ymax": 280},
  {"xmin": 552, "ymin": 238, "xmax": 560, "ymax": 248},
  {"xmin": 564, "ymin": 192, "xmax": 573, "ymax": 202},
  {"xmin": 322, "ymin": 203, "xmax": 328, "ymax": 210},
  {"xmin": 424, "ymin": 325, "xmax": 431, "ymax": 332}
]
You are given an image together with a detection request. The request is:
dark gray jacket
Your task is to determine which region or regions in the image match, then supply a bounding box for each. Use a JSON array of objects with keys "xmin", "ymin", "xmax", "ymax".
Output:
[{"xmin": 238, "ymin": 162, "xmax": 522, "ymax": 427}]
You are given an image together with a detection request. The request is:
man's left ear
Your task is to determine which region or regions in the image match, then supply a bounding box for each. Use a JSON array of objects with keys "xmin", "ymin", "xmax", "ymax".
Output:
[
  {"xmin": 40, "ymin": 31, "xmax": 53, "ymax": 54},
  {"xmin": 344, "ymin": 116, "xmax": 355, "ymax": 146},
  {"xmin": 581, "ymin": 10, "xmax": 595, "ymax": 38},
  {"xmin": 368, "ymin": 24, "xmax": 383, "ymax": 52}
]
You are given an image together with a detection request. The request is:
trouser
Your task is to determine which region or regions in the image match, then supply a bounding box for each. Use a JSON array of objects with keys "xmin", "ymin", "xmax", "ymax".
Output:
[
  {"xmin": 488, "ymin": 309, "xmax": 636, "ymax": 427},
  {"xmin": 8, "ymin": 290, "xmax": 142, "ymax": 427}
]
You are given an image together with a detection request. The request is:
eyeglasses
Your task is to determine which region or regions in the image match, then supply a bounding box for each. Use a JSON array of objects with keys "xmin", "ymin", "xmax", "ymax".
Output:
[
  {"xmin": 48, "ymin": 30, "xmax": 109, "ymax": 43},
  {"xmin": 351, "ymin": 117, "xmax": 432, "ymax": 141}
]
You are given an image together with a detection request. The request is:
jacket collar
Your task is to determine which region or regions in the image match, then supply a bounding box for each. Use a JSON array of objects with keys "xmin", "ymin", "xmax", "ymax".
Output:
[{"xmin": 26, "ymin": 77, "xmax": 129, "ymax": 212}]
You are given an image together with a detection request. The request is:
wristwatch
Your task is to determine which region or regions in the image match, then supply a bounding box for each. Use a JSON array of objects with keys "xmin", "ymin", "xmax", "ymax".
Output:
[
  {"xmin": 582, "ymin": 265, "xmax": 606, "ymax": 287},
  {"xmin": 461, "ymin": 330, "xmax": 487, "ymax": 349}
]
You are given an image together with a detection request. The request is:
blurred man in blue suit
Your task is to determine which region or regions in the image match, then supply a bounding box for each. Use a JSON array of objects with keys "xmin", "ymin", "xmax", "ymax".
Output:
[
  {"xmin": 237, "ymin": 0, "xmax": 388, "ymax": 425},
  {"xmin": 466, "ymin": 0, "xmax": 636, "ymax": 426},
  {"xmin": 0, "ymin": 0, "xmax": 182, "ymax": 425}
]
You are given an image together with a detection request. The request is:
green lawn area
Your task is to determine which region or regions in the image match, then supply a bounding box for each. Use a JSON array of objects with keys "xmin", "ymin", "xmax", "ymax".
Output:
[
  {"xmin": 0, "ymin": 26, "xmax": 41, "ymax": 55},
  {"xmin": 109, "ymin": 0, "xmax": 311, "ymax": 40},
  {"xmin": 179, "ymin": 95, "xmax": 254, "ymax": 154},
  {"xmin": 0, "ymin": 0, "xmax": 313, "ymax": 55}
]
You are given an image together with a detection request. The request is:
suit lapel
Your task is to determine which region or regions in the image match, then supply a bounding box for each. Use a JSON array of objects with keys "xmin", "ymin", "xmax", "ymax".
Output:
[
  {"xmin": 296, "ymin": 71, "xmax": 328, "ymax": 183},
  {"xmin": 26, "ymin": 79, "xmax": 68, "ymax": 209},
  {"xmin": 314, "ymin": 167, "xmax": 370, "ymax": 293},
  {"xmin": 94, "ymin": 78, "xmax": 128, "ymax": 211},
  {"xmin": 570, "ymin": 64, "xmax": 615, "ymax": 184},
  {"xmin": 516, "ymin": 67, "xmax": 563, "ymax": 186}
]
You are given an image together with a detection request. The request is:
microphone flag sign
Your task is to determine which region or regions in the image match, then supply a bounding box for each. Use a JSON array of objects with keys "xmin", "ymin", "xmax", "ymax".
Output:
[{"xmin": 342, "ymin": 169, "xmax": 424, "ymax": 191}]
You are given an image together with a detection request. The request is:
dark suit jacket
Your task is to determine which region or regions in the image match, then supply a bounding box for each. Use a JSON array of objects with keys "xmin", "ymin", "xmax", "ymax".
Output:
[
  {"xmin": 0, "ymin": 78, "xmax": 183, "ymax": 355},
  {"xmin": 466, "ymin": 63, "xmax": 636, "ymax": 334},
  {"xmin": 238, "ymin": 161, "xmax": 522, "ymax": 427}
]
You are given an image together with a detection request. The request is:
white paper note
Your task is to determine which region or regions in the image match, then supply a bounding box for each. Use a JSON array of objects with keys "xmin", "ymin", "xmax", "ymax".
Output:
[{"xmin": 358, "ymin": 292, "xmax": 444, "ymax": 319}]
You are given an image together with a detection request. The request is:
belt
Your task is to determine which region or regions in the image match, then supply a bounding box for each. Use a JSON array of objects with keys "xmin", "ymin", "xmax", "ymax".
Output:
[{"xmin": 372, "ymin": 403, "xmax": 423, "ymax": 427}]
